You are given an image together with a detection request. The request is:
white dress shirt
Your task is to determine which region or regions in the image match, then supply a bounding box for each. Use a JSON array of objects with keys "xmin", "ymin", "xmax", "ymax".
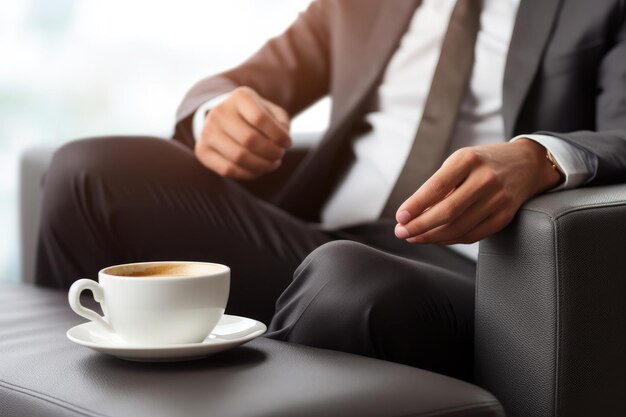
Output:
[{"xmin": 194, "ymin": 0, "xmax": 598, "ymax": 260}]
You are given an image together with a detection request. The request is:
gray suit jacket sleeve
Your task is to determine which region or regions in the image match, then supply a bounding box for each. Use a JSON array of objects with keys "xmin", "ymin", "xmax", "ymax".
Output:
[{"xmin": 537, "ymin": 11, "xmax": 626, "ymax": 185}]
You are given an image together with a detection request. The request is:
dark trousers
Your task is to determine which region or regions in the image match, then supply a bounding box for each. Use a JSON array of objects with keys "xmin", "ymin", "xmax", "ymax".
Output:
[{"xmin": 35, "ymin": 136, "xmax": 477, "ymax": 380}]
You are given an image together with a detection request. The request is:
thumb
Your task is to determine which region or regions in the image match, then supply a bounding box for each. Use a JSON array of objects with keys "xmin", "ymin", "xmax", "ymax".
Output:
[{"xmin": 259, "ymin": 98, "xmax": 291, "ymax": 132}]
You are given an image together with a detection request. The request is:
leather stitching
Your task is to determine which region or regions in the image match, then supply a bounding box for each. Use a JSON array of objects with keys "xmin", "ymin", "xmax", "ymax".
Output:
[
  {"xmin": 1, "ymin": 379, "xmax": 501, "ymax": 417},
  {"xmin": 392, "ymin": 400, "xmax": 503, "ymax": 417},
  {"xmin": 552, "ymin": 216, "xmax": 561, "ymax": 417},
  {"xmin": 521, "ymin": 199, "xmax": 626, "ymax": 221},
  {"xmin": 0, "ymin": 380, "xmax": 110, "ymax": 417}
]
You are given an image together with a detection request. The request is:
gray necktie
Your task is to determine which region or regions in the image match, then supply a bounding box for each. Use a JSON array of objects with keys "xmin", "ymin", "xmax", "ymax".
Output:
[{"xmin": 381, "ymin": 0, "xmax": 483, "ymax": 217}]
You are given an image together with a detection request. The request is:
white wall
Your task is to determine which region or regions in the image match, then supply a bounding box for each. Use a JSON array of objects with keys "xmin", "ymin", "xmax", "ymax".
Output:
[{"xmin": 0, "ymin": 0, "xmax": 329, "ymax": 282}]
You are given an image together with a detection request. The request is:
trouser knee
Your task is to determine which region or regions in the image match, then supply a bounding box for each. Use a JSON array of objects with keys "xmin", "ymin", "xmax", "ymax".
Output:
[
  {"xmin": 40, "ymin": 136, "xmax": 223, "ymax": 228},
  {"xmin": 269, "ymin": 240, "xmax": 475, "ymax": 379},
  {"xmin": 36, "ymin": 136, "xmax": 222, "ymax": 287}
]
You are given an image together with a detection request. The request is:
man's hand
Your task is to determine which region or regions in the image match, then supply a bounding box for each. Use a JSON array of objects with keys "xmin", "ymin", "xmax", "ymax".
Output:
[
  {"xmin": 195, "ymin": 86, "xmax": 292, "ymax": 180},
  {"xmin": 394, "ymin": 139, "xmax": 563, "ymax": 244}
]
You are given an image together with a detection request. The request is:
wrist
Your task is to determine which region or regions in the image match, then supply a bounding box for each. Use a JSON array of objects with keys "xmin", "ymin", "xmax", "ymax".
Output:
[{"xmin": 515, "ymin": 138, "xmax": 564, "ymax": 192}]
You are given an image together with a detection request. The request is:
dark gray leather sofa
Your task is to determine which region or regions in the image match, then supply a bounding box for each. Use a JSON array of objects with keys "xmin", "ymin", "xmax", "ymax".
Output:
[
  {"xmin": 476, "ymin": 184, "xmax": 626, "ymax": 417},
  {"xmin": 7, "ymin": 146, "xmax": 626, "ymax": 416},
  {"xmin": 0, "ymin": 283, "xmax": 503, "ymax": 417}
]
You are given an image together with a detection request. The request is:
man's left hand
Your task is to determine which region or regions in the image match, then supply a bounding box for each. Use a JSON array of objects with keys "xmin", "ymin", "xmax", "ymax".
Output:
[{"xmin": 394, "ymin": 139, "xmax": 563, "ymax": 244}]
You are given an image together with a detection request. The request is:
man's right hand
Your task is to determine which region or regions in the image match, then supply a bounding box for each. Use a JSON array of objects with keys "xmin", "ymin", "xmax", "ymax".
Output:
[{"xmin": 195, "ymin": 86, "xmax": 292, "ymax": 180}]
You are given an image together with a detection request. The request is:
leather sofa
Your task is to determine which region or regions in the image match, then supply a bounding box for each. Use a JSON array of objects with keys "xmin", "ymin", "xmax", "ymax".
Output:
[
  {"xmin": 6, "ymin": 142, "xmax": 625, "ymax": 416},
  {"xmin": 0, "ymin": 282, "xmax": 503, "ymax": 417}
]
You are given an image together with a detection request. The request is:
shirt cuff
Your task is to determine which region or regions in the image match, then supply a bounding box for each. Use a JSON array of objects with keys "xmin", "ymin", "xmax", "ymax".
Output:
[
  {"xmin": 191, "ymin": 93, "xmax": 232, "ymax": 142},
  {"xmin": 510, "ymin": 134, "xmax": 598, "ymax": 190}
]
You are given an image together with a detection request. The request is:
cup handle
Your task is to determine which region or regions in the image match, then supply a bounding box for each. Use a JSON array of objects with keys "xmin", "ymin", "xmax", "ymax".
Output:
[{"xmin": 68, "ymin": 279, "xmax": 112, "ymax": 332}]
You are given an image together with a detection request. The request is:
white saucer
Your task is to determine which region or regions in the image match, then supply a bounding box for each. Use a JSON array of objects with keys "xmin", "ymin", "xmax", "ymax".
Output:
[{"xmin": 66, "ymin": 315, "xmax": 267, "ymax": 362}]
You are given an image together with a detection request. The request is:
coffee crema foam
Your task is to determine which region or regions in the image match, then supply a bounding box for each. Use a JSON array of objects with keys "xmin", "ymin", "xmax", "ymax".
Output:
[{"xmin": 105, "ymin": 262, "xmax": 224, "ymax": 278}]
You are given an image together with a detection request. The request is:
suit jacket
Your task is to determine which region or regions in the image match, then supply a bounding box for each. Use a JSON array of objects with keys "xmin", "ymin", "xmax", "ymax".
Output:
[{"xmin": 175, "ymin": 0, "xmax": 626, "ymax": 222}]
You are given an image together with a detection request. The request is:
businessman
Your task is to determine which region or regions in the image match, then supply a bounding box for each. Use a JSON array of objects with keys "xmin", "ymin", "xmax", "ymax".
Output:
[{"xmin": 36, "ymin": 0, "xmax": 626, "ymax": 380}]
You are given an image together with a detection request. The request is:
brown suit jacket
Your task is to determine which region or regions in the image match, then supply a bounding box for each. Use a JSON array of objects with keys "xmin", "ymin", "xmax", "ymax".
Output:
[{"xmin": 175, "ymin": 0, "xmax": 626, "ymax": 221}]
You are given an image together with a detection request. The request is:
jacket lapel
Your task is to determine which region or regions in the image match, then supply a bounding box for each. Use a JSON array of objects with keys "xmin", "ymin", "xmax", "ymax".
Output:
[
  {"xmin": 502, "ymin": 0, "xmax": 564, "ymax": 137},
  {"xmin": 331, "ymin": 0, "xmax": 421, "ymax": 129},
  {"xmin": 275, "ymin": 0, "xmax": 421, "ymax": 220}
]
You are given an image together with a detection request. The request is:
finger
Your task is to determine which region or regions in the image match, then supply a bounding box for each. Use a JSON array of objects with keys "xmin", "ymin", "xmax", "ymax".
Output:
[
  {"xmin": 396, "ymin": 150, "xmax": 478, "ymax": 224},
  {"xmin": 195, "ymin": 146, "xmax": 258, "ymax": 180},
  {"xmin": 207, "ymin": 130, "xmax": 281, "ymax": 175},
  {"xmin": 395, "ymin": 167, "xmax": 499, "ymax": 239},
  {"xmin": 404, "ymin": 194, "xmax": 500, "ymax": 244},
  {"xmin": 395, "ymin": 183, "xmax": 480, "ymax": 239},
  {"xmin": 216, "ymin": 111, "xmax": 286, "ymax": 162},
  {"xmin": 234, "ymin": 89, "xmax": 291, "ymax": 148},
  {"xmin": 260, "ymin": 97, "xmax": 291, "ymax": 131}
]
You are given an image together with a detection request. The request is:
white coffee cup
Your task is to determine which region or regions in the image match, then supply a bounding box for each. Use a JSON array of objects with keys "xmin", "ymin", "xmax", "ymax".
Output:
[{"xmin": 68, "ymin": 261, "xmax": 230, "ymax": 346}]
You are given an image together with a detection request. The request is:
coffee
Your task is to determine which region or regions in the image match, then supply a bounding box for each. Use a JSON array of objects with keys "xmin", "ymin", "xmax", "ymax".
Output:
[
  {"xmin": 122, "ymin": 270, "xmax": 190, "ymax": 277},
  {"xmin": 104, "ymin": 262, "xmax": 223, "ymax": 278}
]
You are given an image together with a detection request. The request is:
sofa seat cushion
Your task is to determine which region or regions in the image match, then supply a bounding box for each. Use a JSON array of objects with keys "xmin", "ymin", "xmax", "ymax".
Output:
[{"xmin": 0, "ymin": 283, "xmax": 503, "ymax": 417}]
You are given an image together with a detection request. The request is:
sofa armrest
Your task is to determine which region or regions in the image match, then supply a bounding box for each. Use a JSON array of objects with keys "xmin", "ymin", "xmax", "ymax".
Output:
[
  {"xmin": 19, "ymin": 146, "xmax": 55, "ymax": 284},
  {"xmin": 475, "ymin": 185, "xmax": 626, "ymax": 417}
]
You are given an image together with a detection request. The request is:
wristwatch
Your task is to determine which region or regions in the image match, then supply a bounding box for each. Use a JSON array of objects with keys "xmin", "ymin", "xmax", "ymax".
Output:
[{"xmin": 545, "ymin": 149, "xmax": 565, "ymax": 183}]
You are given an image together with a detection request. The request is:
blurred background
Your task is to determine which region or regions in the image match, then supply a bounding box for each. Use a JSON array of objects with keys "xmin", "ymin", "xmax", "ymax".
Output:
[{"xmin": 0, "ymin": 0, "xmax": 329, "ymax": 283}]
